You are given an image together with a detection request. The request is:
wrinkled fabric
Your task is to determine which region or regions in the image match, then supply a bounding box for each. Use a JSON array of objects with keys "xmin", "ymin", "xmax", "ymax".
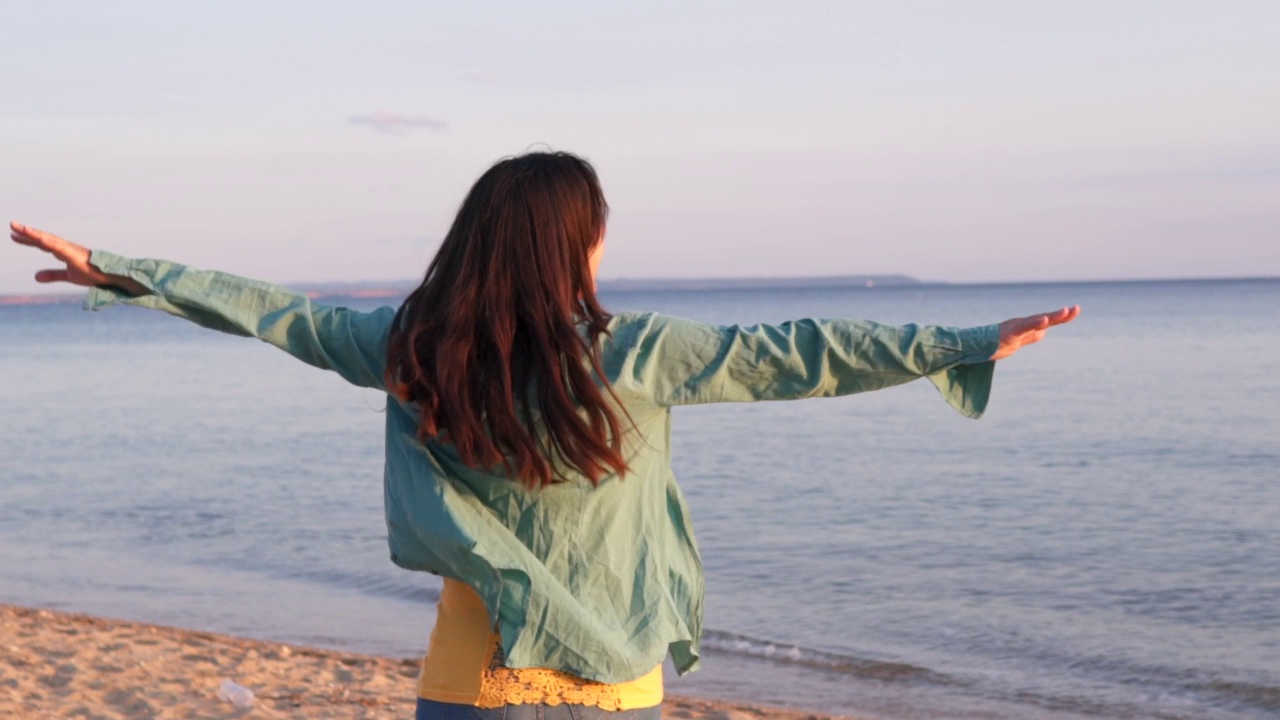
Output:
[{"xmin": 84, "ymin": 249, "xmax": 1000, "ymax": 684}]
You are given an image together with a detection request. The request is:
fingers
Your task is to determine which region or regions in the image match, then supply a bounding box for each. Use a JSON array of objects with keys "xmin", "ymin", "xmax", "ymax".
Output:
[
  {"xmin": 1015, "ymin": 306, "xmax": 1079, "ymax": 334},
  {"xmin": 993, "ymin": 305, "xmax": 1079, "ymax": 361},
  {"xmin": 1044, "ymin": 305, "xmax": 1080, "ymax": 327},
  {"xmin": 10, "ymin": 230, "xmax": 41, "ymax": 247},
  {"xmin": 10, "ymin": 221, "xmax": 49, "ymax": 245},
  {"xmin": 10, "ymin": 221, "xmax": 67, "ymax": 257},
  {"xmin": 11, "ymin": 221, "xmax": 92, "ymax": 268},
  {"xmin": 1009, "ymin": 313, "xmax": 1049, "ymax": 335},
  {"xmin": 34, "ymin": 269, "xmax": 71, "ymax": 284}
]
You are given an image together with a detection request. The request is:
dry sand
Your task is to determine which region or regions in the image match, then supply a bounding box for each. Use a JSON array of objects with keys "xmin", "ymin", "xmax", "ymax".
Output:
[{"xmin": 0, "ymin": 604, "xmax": 855, "ymax": 720}]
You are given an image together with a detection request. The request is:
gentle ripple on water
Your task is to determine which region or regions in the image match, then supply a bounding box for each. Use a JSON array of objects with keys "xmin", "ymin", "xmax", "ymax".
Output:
[{"xmin": 1, "ymin": 278, "xmax": 1278, "ymax": 719}]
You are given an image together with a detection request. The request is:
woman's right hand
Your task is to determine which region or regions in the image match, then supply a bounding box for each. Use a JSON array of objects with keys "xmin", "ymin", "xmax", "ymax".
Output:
[
  {"xmin": 992, "ymin": 305, "xmax": 1080, "ymax": 361},
  {"xmin": 10, "ymin": 221, "xmax": 149, "ymax": 295}
]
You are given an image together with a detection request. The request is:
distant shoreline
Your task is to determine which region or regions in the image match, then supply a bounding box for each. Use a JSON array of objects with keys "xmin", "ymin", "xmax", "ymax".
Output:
[
  {"xmin": 602, "ymin": 274, "xmax": 921, "ymax": 291},
  {"xmin": 2, "ymin": 274, "xmax": 1276, "ymax": 306},
  {"xmin": 0, "ymin": 275, "xmax": 917, "ymax": 306}
]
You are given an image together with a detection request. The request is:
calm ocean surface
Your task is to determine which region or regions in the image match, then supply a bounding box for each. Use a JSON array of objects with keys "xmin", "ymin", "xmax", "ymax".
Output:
[{"xmin": 2, "ymin": 278, "xmax": 1278, "ymax": 720}]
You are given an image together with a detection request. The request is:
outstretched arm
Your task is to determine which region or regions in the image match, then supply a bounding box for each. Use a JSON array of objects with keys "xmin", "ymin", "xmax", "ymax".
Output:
[
  {"xmin": 608, "ymin": 305, "xmax": 1078, "ymax": 418},
  {"xmin": 11, "ymin": 221, "xmax": 393, "ymax": 391}
]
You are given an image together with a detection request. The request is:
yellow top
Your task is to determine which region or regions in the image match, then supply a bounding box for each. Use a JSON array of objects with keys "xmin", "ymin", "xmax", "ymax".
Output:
[{"xmin": 417, "ymin": 578, "xmax": 664, "ymax": 710}]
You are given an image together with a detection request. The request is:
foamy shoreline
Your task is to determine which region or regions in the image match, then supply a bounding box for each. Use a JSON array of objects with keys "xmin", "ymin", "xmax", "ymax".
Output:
[{"xmin": 0, "ymin": 604, "xmax": 860, "ymax": 719}]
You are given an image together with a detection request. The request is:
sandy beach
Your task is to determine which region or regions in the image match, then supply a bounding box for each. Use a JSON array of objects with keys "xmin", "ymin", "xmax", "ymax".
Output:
[{"xmin": 0, "ymin": 604, "xmax": 854, "ymax": 720}]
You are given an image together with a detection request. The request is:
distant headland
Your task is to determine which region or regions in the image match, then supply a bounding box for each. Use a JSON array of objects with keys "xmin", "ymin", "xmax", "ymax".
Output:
[{"xmin": 599, "ymin": 274, "xmax": 923, "ymax": 292}]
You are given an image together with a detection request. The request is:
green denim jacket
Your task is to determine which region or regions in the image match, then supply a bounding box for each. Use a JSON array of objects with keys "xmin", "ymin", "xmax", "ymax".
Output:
[{"xmin": 84, "ymin": 249, "xmax": 999, "ymax": 683}]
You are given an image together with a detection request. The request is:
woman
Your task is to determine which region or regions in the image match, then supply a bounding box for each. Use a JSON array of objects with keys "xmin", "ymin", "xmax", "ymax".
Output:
[{"xmin": 11, "ymin": 151, "xmax": 1078, "ymax": 720}]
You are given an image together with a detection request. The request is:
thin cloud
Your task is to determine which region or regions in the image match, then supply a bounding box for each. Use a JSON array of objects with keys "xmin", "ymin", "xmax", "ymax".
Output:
[
  {"xmin": 348, "ymin": 112, "xmax": 448, "ymax": 135},
  {"xmin": 1061, "ymin": 150, "xmax": 1280, "ymax": 190}
]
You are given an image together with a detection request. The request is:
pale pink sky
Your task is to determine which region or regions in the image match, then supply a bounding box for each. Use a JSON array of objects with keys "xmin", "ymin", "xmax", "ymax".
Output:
[{"xmin": 4, "ymin": 1, "xmax": 1278, "ymax": 293}]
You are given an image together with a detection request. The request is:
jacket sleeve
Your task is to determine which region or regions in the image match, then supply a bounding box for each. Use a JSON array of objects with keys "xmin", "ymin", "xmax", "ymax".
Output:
[
  {"xmin": 83, "ymin": 249, "xmax": 394, "ymax": 391},
  {"xmin": 608, "ymin": 312, "xmax": 1000, "ymax": 418}
]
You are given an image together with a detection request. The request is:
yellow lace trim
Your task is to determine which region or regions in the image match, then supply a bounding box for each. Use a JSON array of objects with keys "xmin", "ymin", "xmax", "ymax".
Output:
[
  {"xmin": 475, "ymin": 666, "xmax": 626, "ymax": 709},
  {"xmin": 473, "ymin": 637, "xmax": 624, "ymax": 710}
]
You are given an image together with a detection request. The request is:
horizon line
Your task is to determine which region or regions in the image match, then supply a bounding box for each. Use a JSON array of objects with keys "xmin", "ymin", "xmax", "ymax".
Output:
[{"xmin": 2, "ymin": 272, "xmax": 1277, "ymax": 306}]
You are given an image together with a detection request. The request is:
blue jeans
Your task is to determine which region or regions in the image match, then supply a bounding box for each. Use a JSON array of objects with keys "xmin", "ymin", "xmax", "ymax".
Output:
[{"xmin": 415, "ymin": 698, "xmax": 662, "ymax": 720}]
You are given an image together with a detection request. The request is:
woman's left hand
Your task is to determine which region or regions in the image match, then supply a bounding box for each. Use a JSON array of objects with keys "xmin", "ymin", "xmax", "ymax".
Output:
[{"xmin": 992, "ymin": 305, "xmax": 1081, "ymax": 361}]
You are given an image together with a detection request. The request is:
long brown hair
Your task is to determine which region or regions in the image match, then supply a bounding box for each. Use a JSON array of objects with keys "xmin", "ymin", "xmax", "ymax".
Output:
[{"xmin": 386, "ymin": 151, "xmax": 630, "ymax": 488}]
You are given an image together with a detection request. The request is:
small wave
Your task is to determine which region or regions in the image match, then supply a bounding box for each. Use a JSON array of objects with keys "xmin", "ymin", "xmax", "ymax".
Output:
[
  {"xmin": 247, "ymin": 565, "xmax": 442, "ymax": 605},
  {"xmin": 1193, "ymin": 679, "xmax": 1280, "ymax": 712},
  {"xmin": 300, "ymin": 568, "xmax": 441, "ymax": 604},
  {"xmin": 699, "ymin": 628, "xmax": 947, "ymax": 683}
]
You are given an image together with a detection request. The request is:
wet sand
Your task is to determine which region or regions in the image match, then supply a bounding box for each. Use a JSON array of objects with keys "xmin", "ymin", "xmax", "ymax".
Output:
[{"xmin": 0, "ymin": 604, "xmax": 857, "ymax": 719}]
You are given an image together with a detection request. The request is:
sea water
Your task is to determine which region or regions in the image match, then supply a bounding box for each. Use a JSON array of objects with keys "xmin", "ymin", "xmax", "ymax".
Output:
[{"xmin": 2, "ymin": 278, "xmax": 1277, "ymax": 720}]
